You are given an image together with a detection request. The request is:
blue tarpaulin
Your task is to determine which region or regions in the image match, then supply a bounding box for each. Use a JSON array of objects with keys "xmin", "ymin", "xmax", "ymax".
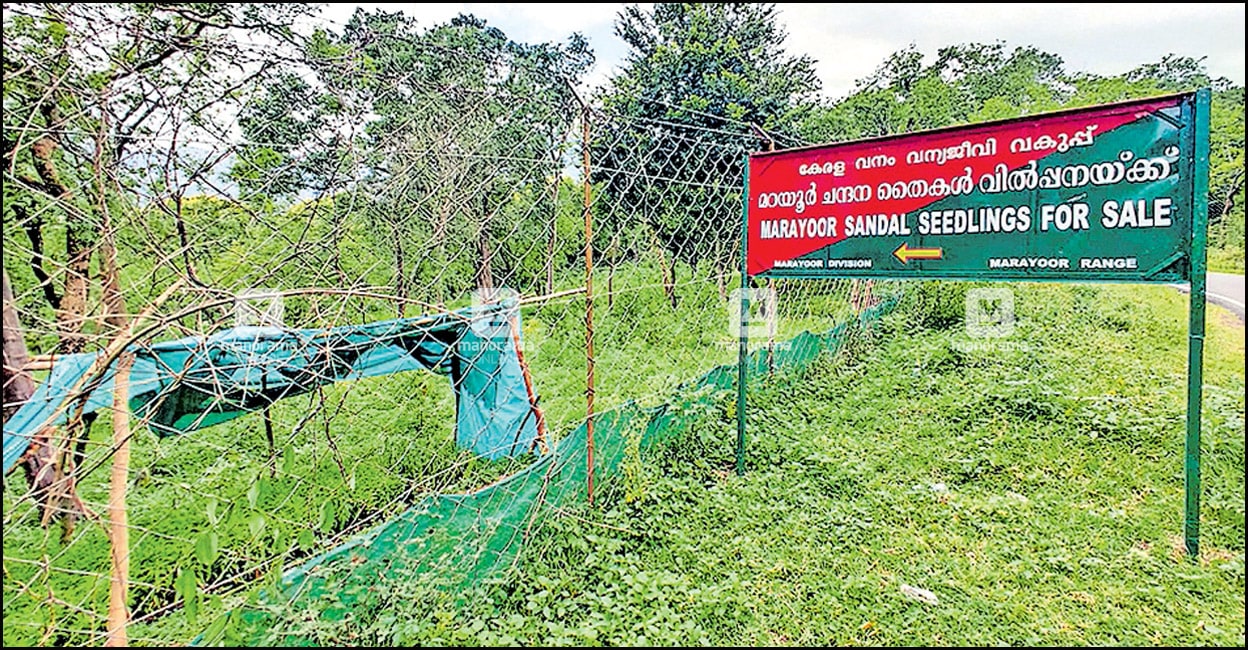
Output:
[{"xmin": 2, "ymin": 301, "xmax": 540, "ymax": 474}]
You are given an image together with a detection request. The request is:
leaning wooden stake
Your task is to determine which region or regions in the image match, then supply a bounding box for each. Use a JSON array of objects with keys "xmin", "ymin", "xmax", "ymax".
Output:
[{"xmin": 510, "ymin": 314, "xmax": 549, "ymax": 454}]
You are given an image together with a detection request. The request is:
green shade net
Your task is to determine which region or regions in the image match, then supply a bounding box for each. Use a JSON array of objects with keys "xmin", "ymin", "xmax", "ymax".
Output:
[
  {"xmin": 3, "ymin": 300, "xmax": 540, "ymax": 472},
  {"xmin": 202, "ymin": 294, "xmax": 901, "ymax": 646}
]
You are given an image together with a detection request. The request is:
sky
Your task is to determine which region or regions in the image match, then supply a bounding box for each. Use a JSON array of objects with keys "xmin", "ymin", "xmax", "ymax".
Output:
[{"xmin": 316, "ymin": 3, "xmax": 1246, "ymax": 99}]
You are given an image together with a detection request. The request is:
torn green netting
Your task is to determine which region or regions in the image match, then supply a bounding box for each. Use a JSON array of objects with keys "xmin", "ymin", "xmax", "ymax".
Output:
[
  {"xmin": 194, "ymin": 295, "xmax": 900, "ymax": 647},
  {"xmin": 2, "ymin": 300, "xmax": 539, "ymax": 471}
]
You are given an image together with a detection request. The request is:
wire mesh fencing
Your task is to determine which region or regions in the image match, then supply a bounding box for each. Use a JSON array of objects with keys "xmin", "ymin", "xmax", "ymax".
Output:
[{"xmin": 2, "ymin": 5, "xmax": 902, "ymax": 646}]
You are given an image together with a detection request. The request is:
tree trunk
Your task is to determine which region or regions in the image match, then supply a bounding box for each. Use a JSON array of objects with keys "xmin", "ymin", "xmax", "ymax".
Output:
[
  {"xmin": 434, "ymin": 202, "xmax": 449, "ymax": 306},
  {"xmin": 13, "ymin": 203, "xmax": 60, "ymax": 308},
  {"xmin": 392, "ymin": 220, "xmax": 406, "ymax": 317},
  {"xmin": 477, "ymin": 232, "xmax": 495, "ymax": 291},
  {"xmin": 2, "ymin": 272, "xmax": 36, "ymax": 421},
  {"xmin": 24, "ymin": 132, "xmax": 94, "ymax": 532},
  {"xmin": 5, "ymin": 272, "xmax": 61, "ymax": 515},
  {"xmin": 30, "ymin": 136, "xmax": 91, "ymax": 356},
  {"xmin": 716, "ymin": 263, "xmax": 728, "ymax": 302},
  {"xmin": 476, "ymin": 194, "xmax": 495, "ymax": 291},
  {"xmin": 665, "ymin": 254, "xmax": 678, "ymax": 309},
  {"xmin": 545, "ymin": 171, "xmax": 559, "ymax": 294}
]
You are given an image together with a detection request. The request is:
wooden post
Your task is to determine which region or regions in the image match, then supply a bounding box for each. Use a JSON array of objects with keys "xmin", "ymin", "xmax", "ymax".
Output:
[
  {"xmin": 105, "ymin": 352, "xmax": 134, "ymax": 647},
  {"xmin": 510, "ymin": 314, "xmax": 549, "ymax": 454},
  {"xmin": 582, "ymin": 106, "xmax": 596, "ymax": 505}
]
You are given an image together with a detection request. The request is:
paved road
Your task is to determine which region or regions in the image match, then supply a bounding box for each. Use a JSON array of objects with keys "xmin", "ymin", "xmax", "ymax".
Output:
[{"xmin": 1175, "ymin": 272, "xmax": 1245, "ymax": 321}]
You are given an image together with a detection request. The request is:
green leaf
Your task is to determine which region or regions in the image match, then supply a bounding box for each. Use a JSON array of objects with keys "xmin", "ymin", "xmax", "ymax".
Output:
[
  {"xmin": 247, "ymin": 479, "xmax": 261, "ymax": 509},
  {"xmin": 249, "ymin": 513, "xmax": 267, "ymax": 538},
  {"xmin": 297, "ymin": 529, "xmax": 316, "ymax": 551},
  {"xmin": 195, "ymin": 531, "xmax": 219, "ymax": 567},
  {"xmin": 318, "ymin": 500, "xmax": 336, "ymax": 533},
  {"xmin": 201, "ymin": 612, "xmax": 230, "ymax": 647},
  {"xmin": 282, "ymin": 445, "xmax": 295, "ymax": 475},
  {"xmin": 44, "ymin": 20, "xmax": 67, "ymax": 45},
  {"xmin": 176, "ymin": 567, "xmax": 198, "ymax": 624},
  {"xmin": 267, "ymin": 555, "xmax": 286, "ymax": 591},
  {"xmin": 272, "ymin": 525, "xmax": 287, "ymax": 554}
]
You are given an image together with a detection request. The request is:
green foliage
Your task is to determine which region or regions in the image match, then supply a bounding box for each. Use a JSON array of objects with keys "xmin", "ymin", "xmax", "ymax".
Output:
[
  {"xmin": 592, "ymin": 3, "xmax": 819, "ymax": 273},
  {"xmin": 803, "ymin": 42, "xmax": 1067, "ymax": 141},
  {"xmin": 0, "ymin": 256, "xmax": 862, "ymax": 646},
  {"xmin": 274, "ymin": 9, "xmax": 595, "ymax": 301},
  {"xmin": 800, "ymin": 45, "xmax": 1245, "ymax": 257},
  {"xmin": 1208, "ymin": 246, "xmax": 1245, "ymax": 274},
  {"xmin": 1208, "ymin": 87, "xmax": 1246, "ymax": 251},
  {"xmin": 229, "ymin": 73, "xmax": 339, "ymax": 197},
  {"xmin": 3, "ymin": 5, "xmax": 1246, "ymax": 646},
  {"xmin": 893, "ymin": 280, "xmax": 974, "ymax": 332},
  {"xmin": 2, "ymin": 2, "xmax": 323, "ymax": 307}
]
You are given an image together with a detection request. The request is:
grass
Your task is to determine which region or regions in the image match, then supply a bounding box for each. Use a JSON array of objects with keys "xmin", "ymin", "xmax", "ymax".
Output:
[
  {"xmin": 1208, "ymin": 246, "xmax": 1245, "ymax": 275},
  {"xmin": 4, "ymin": 277, "xmax": 1242, "ymax": 646},
  {"xmin": 256, "ymin": 281, "xmax": 1244, "ymax": 646},
  {"xmin": 1, "ymin": 260, "xmax": 870, "ymax": 647}
]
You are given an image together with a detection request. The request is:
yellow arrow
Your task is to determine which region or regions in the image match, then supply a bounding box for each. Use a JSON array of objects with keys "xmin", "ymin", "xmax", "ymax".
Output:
[{"xmin": 893, "ymin": 243, "xmax": 944, "ymax": 263}]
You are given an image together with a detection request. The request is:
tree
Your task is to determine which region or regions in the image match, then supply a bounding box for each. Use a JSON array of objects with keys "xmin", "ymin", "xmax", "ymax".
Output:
[
  {"xmin": 4, "ymin": 3, "xmax": 316, "ymax": 346},
  {"xmin": 592, "ymin": 3, "xmax": 820, "ymax": 301},
  {"xmin": 1066, "ymin": 55, "xmax": 1243, "ymax": 253},
  {"xmin": 272, "ymin": 10, "xmax": 592, "ymax": 307},
  {"xmin": 2, "ymin": 2, "xmax": 318, "ymax": 521},
  {"xmin": 2, "ymin": 273, "xmax": 36, "ymax": 428},
  {"xmin": 1207, "ymin": 86, "xmax": 1245, "ymax": 251},
  {"xmin": 801, "ymin": 41, "xmax": 1069, "ymax": 142}
]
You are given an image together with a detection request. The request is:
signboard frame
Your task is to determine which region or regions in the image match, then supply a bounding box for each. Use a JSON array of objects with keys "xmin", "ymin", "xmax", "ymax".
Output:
[{"xmin": 734, "ymin": 89, "xmax": 1212, "ymax": 557}]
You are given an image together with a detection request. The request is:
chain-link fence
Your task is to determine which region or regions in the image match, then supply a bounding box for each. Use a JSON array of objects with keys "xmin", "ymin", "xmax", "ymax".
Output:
[{"xmin": 2, "ymin": 6, "xmax": 902, "ymax": 646}]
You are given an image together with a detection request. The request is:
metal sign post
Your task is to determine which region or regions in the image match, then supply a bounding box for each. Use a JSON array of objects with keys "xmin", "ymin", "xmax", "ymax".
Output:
[
  {"xmin": 737, "ymin": 155, "xmax": 751, "ymax": 477},
  {"xmin": 1184, "ymin": 89, "xmax": 1212, "ymax": 557}
]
